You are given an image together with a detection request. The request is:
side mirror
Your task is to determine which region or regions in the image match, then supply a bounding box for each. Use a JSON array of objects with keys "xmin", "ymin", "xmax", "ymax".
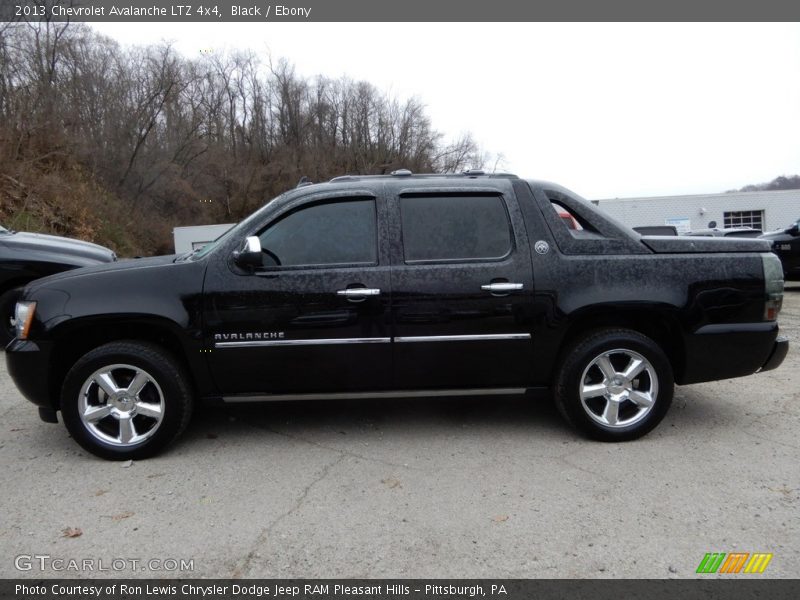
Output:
[
  {"xmin": 233, "ymin": 236, "xmax": 262, "ymax": 268},
  {"xmin": 788, "ymin": 224, "xmax": 800, "ymax": 236}
]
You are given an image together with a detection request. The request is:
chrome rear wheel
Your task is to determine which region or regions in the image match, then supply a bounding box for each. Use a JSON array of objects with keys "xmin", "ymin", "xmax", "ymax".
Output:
[
  {"xmin": 579, "ymin": 349, "xmax": 658, "ymax": 428},
  {"xmin": 555, "ymin": 329, "xmax": 674, "ymax": 441}
]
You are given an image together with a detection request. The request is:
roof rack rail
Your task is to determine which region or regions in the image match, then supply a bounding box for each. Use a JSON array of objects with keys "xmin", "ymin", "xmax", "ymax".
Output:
[
  {"xmin": 316, "ymin": 171, "xmax": 519, "ymax": 185},
  {"xmin": 296, "ymin": 176, "xmax": 313, "ymax": 188}
]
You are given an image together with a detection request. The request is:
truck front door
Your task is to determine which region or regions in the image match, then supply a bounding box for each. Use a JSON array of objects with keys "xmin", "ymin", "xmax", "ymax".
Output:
[{"xmin": 203, "ymin": 193, "xmax": 392, "ymax": 396}]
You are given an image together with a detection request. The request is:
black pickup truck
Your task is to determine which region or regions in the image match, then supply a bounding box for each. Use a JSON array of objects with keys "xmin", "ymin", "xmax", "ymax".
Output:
[{"xmin": 6, "ymin": 172, "xmax": 789, "ymax": 459}]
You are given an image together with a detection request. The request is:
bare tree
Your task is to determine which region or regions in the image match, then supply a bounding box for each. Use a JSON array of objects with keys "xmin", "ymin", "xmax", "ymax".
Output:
[{"xmin": 0, "ymin": 24, "xmax": 494, "ymax": 254}]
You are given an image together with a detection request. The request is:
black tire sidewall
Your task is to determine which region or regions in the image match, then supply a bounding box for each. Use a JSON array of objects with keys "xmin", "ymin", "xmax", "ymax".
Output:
[
  {"xmin": 556, "ymin": 329, "xmax": 674, "ymax": 441},
  {"xmin": 61, "ymin": 342, "xmax": 192, "ymax": 460}
]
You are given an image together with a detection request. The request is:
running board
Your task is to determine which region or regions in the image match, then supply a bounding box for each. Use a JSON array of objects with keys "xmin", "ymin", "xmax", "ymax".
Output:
[{"xmin": 221, "ymin": 388, "xmax": 528, "ymax": 403}]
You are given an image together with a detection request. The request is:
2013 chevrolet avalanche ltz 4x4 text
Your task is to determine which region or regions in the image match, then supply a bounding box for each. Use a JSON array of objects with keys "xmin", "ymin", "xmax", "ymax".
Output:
[{"xmin": 5, "ymin": 172, "xmax": 789, "ymax": 459}]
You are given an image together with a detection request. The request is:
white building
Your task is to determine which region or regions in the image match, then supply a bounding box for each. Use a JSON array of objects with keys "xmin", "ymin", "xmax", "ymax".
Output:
[
  {"xmin": 173, "ymin": 224, "xmax": 234, "ymax": 254},
  {"xmin": 594, "ymin": 189, "xmax": 800, "ymax": 234}
]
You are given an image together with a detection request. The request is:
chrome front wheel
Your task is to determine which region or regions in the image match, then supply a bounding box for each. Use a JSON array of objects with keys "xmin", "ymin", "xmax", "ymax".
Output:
[
  {"xmin": 62, "ymin": 341, "xmax": 193, "ymax": 460},
  {"xmin": 78, "ymin": 364, "xmax": 165, "ymax": 446}
]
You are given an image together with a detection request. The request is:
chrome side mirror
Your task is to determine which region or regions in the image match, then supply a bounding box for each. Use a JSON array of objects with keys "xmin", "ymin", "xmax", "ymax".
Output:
[{"xmin": 233, "ymin": 236, "xmax": 262, "ymax": 268}]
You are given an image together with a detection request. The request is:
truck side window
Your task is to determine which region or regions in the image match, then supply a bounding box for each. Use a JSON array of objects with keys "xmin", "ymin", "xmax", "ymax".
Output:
[
  {"xmin": 550, "ymin": 202, "xmax": 584, "ymax": 231},
  {"xmin": 257, "ymin": 198, "xmax": 377, "ymax": 268},
  {"xmin": 400, "ymin": 195, "xmax": 512, "ymax": 262}
]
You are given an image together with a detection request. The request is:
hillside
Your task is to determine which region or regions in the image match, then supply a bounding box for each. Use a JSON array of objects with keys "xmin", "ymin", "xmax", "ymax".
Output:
[
  {"xmin": 0, "ymin": 22, "xmax": 484, "ymax": 256},
  {"xmin": 727, "ymin": 175, "xmax": 800, "ymax": 193}
]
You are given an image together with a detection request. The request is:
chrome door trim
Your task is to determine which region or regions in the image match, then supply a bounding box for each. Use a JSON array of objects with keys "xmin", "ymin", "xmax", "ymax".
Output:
[
  {"xmin": 215, "ymin": 337, "xmax": 391, "ymax": 348},
  {"xmin": 394, "ymin": 333, "xmax": 531, "ymax": 343},
  {"xmin": 222, "ymin": 388, "xmax": 528, "ymax": 402},
  {"xmin": 215, "ymin": 333, "xmax": 531, "ymax": 348}
]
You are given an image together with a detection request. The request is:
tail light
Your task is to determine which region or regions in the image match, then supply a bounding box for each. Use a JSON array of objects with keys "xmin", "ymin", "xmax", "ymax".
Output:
[{"xmin": 762, "ymin": 253, "xmax": 784, "ymax": 321}]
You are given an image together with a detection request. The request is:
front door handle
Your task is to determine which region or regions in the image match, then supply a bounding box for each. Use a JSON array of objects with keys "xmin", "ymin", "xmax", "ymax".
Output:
[
  {"xmin": 336, "ymin": 288, "xmax": 381, "ymax": 297},
  {"xmin": 481, "ymin": 283, "xmax": 523, "ymax": 293}
]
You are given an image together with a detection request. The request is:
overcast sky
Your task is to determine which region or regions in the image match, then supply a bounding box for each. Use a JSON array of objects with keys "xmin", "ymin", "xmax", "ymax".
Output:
[{"xmin": 89, "ymin": 22, "xmax": 800, "ymax": 199}]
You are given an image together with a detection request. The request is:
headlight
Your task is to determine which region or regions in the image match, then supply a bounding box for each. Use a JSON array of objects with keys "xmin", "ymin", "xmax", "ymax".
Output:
[{"xmin": 14, "ymin": 301, "xmax": 36, "ymax": 340}]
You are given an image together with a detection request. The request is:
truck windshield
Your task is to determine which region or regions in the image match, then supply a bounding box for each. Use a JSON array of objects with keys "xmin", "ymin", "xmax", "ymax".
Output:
[{"xmin": 187, "ymin": 192, "xmax": 290, "ymax": 260}]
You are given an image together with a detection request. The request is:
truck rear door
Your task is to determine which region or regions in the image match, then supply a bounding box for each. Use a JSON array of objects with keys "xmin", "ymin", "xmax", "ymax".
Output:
[{"xmin": 388, "ymin": 186, "xmax": 535, "ymax": 390}]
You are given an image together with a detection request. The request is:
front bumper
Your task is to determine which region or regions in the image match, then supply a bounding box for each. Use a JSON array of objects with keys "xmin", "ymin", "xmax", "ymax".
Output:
[
  {"xmin": 760, "ymin": 335, "xmax": 789, "ymax": 373},
  {"xmin": 5, "ymin": 339, "xmax": 55, "ymax": 410}
]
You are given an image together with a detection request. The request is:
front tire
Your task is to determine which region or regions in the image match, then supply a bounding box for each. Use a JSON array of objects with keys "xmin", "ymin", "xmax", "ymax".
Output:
[
  {"xmin": 555, "ymin": 328, "xmax": 674, "ymax": 441},
  {"xmin": 61, "ymin": 341, "xmax": 193, "ymax": 460}
]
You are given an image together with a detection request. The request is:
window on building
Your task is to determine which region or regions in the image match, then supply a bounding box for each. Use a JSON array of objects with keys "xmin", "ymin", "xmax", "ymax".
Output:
[{"xmin": 723, "ymin": 210, "xmax": 764, "ymax": 231}]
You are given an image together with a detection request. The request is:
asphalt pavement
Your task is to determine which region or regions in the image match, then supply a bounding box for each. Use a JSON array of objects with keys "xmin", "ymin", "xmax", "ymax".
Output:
[{"xmin": 1, "ymin": 289, "xmax": 798, "ymax": 578}]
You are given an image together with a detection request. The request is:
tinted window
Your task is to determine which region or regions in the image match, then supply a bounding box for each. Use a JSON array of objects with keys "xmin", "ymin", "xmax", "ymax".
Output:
[
  {"xmin": 400, "ymin": 195, "xmax": 512, "ymax": 262},
  {"xmin": 258, "ymin": 198, "xmax": 377, "ymax": 267}
]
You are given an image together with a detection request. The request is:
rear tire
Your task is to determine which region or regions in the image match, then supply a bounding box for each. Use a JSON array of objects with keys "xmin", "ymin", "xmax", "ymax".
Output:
[
  {"xmin": 555, "ymin": 328, "xmax": 673, "ymax": 441},
  {"xmin": 61, "ymin": 341, "xmax": 193, "ymax": 460}
]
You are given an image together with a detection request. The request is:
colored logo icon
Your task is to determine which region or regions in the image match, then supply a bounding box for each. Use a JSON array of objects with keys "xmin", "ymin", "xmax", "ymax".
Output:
[{"xmin": 696, "ymin": 552, "xmax": 773, "ymax": 574}]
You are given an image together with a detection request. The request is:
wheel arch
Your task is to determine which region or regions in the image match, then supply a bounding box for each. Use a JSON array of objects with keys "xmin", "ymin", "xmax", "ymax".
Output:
[
  {"xmin": 47, "ymin": 316, "xmax": 201, "ymax": 409},
  {"xmin": 555, "ymin": 306, "xmax": 686, "ymax": 384}
]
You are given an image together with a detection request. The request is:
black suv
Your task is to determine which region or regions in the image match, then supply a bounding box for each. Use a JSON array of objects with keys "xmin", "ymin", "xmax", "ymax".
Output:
[
  {"xmin": 6, "ymin": 172, "xmax": 788, "ymax": 459},
  {"xmin": 760, "ymin": 218, "xmax": 800, "ymax": 280},
  {"xmin": 0, "ymin": 225, "xmax": 116, "ymax": 344}
]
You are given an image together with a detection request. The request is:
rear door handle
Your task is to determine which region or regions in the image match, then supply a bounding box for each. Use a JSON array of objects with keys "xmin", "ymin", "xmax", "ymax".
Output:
[
  {"xmin": 481, "ymin": 283, "xmax": 523, "ymax": 293},
  {"xmin": 336, "ymin": 288, "xmax": 381, "ymax": 297}
]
